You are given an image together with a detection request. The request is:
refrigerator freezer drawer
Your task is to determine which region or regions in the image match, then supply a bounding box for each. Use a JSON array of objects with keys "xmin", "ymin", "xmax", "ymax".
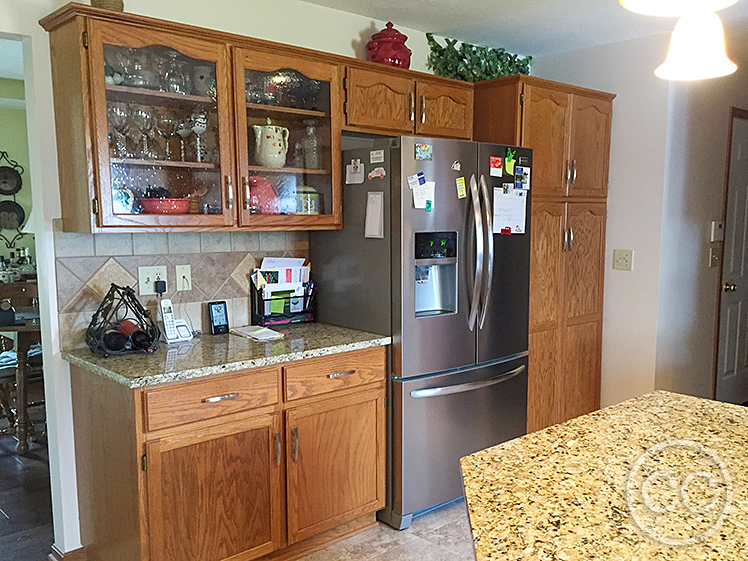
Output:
[{"xmin": 392, "ymin": 354, "xmax": 528, "ymax": 516}]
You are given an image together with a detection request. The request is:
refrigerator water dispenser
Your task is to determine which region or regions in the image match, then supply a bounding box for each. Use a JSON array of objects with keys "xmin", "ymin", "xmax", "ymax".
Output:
[{"xmin": 414, "ymin": 232, "xmax": 457, "ymax": 317}]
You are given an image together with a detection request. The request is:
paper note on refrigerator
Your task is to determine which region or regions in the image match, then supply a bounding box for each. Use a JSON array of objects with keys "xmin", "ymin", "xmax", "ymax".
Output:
[
  {"xmin": 413, "ymin": 181, "xmax": 435, "ymax": 210},
  {"xmin": 364, "ymin": 191, "xmax": 384, "ymax": 238},
  {"xmin": 493, "ymin": 187, "xmax": 527, "ymax": 234}
]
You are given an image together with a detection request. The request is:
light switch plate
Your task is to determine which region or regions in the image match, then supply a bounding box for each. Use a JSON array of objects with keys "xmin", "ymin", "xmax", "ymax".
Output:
[
  {"xmin": 612, "ymin": 249, "xmax": 634, "ymax": 271},
  {"xmin": 138, "ymin": 266, "xmax": 167, "ymax": 295}
]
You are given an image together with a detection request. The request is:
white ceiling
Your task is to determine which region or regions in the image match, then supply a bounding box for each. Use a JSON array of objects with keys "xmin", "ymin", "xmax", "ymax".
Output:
[
  {"xmin": 0, "ymin": 38, "xmax": 24, "ymax": 81},
  {"xmin": 300, "ymin": 0, "xmax": 748, "ymax": 56}
]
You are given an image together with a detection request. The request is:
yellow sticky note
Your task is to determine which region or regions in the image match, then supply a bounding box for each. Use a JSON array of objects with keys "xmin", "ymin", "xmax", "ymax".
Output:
[{"xmin": 456, "ymin": 177, "xmax": 467, "ymax": 199}]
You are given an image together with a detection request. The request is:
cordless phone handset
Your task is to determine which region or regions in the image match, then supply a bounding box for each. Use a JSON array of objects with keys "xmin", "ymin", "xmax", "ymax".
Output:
[{"xmin": 160, "ymin": 298, "xmax": 178, "ymax": 341}]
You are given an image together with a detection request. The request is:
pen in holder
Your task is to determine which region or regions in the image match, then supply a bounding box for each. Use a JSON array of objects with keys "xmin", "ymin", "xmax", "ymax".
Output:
[{"xmin": 251, "ymin": 281, "xmax": 316, "ymax": 326}]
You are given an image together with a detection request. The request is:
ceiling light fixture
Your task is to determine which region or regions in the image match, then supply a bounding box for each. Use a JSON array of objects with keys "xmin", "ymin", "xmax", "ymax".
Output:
[
  {"xmin": 655, "ymin": 11, "xmax": 737, "ymax": 80},
  {"xmin": 619, "ymin": 0, "xmax": 739, "ymax": 17}
]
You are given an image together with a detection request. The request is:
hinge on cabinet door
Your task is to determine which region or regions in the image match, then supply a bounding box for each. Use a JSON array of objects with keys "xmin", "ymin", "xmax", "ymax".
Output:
[
  {"xmin": 141, "ymin": 454, "xmax": 147, "ymax": 471},
  {"xmin": 82, "ymin": 31, "xmax": 89, "ymax": 49},
  {"xmin": 91, "ymin": 198, "xmax": 99, "ymax": 215},
  {"xmin": 343, "ymin": 76, "xmax": 347, "ymax": 90},
  {"xmin": 343, "ymin": 101, "xmax": 347, "ymax": 115},
  {"xmin": 519, "ymin": 92, "xmax": 524, "ymax": 106}
]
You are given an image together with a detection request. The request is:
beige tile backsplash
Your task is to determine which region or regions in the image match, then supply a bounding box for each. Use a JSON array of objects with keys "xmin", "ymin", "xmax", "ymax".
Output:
[{"xmin": 53, "ymin": 221, "xmax": 309, "ymax": 350}]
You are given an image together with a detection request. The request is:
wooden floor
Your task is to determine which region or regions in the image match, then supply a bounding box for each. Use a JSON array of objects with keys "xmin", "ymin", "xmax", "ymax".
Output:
[{"xmin": 0, "ymin": 411, "xmax": 53, "ymax": 561}]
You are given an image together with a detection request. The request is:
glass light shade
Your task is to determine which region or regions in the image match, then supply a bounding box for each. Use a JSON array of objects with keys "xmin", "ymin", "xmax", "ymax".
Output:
[
  {"xmin": 655, "ymin": 12, "xmax": 737, "ymax": 80},
  {"xmin": 619, "ymin": 0, "xmax": 739, "ymax": 17}
]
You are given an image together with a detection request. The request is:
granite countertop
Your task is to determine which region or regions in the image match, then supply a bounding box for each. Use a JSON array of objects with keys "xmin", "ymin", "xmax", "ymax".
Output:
[
  {"xmin": 63, "ymin": 323, "xmax": 390, "ymax": 388},
  {"xmin": 461, "ymin": 390, "xmax": 748, "ymax": 560}
]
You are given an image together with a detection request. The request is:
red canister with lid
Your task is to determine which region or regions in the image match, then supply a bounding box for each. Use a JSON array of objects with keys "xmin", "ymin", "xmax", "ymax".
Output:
[{"xmin": 366, "ymin": 22, "xmax": 412, "ymax": 69}]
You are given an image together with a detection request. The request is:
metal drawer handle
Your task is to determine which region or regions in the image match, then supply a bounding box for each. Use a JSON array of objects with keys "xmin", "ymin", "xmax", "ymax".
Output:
[
  {"xmin": 410, "ymin": 365, "xmax": 525, "ymax": 399},
  {"xmin": 203, "ymin": 392, "xmax": 239, "ymax": 403},
  {"xmin": 275, "ymin": 432, "xmax": 281, "ymax": 466},
  {"xmin": 409, "ymin": 92, "xmax": 415, "ymax": 122},
  {"xmin": 292, "ymin": 427, "xmax": 299, "ymax": 461},
  {"xmin": 328, "ymin": 370, "xmax": 355, "ymax": 379}
]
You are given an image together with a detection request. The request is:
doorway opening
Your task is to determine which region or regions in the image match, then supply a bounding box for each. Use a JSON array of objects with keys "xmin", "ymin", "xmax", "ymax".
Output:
[{"xmin": 0, "ymin": 36, "xmax": 52, "ymax": 561}]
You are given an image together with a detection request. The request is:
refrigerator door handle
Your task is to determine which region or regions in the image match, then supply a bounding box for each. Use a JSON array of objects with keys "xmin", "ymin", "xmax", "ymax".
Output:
[
  {"xmin": 478, "ymin": 174, "xmax": 494, "ymax": 329},
  {"xmin": 409, "ymin": 365, "xmax": 526, "ymax": 398},
  {"xmin": 468, "ymin": 175, "xmax": 484, "ymax": 331}
]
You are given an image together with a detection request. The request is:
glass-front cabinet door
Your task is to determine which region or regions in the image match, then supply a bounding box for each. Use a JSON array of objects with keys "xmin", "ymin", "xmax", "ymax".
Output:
[
  {"xmin": 233, "ymin": 49, "xmax": 342, "ymax": 228},
  {"xmin": 88, "ymin": 21, "xmax": 235, "ymax": 228}
]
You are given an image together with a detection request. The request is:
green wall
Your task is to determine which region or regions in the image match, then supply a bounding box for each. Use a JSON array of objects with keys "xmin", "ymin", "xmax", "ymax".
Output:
[{"xmin": 0, "ymin": 77, "xmax": 35, "ymax": 261}]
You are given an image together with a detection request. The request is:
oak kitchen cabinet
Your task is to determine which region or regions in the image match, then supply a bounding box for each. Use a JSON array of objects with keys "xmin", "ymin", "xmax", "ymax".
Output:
[
  {"xmin": 41, "ymin": 3, "xmax": 343, "ymax": 232},
  {"xmin": 473, "ymin": 75, "xmax": 614, "ymax": 431},
  {"xmin": 344, "ymin": 66, "xmax": 474, "ymax": 139},
  {"xmin": 69, "ymin": 345, "xmax": 386, "ymax": 561}
]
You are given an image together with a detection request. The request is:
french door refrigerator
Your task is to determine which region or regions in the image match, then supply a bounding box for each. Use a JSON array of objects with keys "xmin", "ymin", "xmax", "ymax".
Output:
[{"xmin": 310, "ymin": 136, "xmax": 532, "ymax": 529}]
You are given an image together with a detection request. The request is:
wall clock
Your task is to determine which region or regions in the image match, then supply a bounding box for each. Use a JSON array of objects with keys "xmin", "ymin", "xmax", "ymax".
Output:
[
  {"xmin": 0, "ymin": 166, "xmax": 22, "ymax": 196},
  {"xmin": 0, "ymin": 201, "xmax": 26, "ymax": 230}
]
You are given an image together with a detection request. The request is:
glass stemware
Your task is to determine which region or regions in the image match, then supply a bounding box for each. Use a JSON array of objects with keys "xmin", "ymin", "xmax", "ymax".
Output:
[
  {"xmin": 191, "ymin": 109, "xmax": 208, "ymax": 163},
  {"xmin": 132, "ymin": 106, "xmax": 155, "ymax": 159},
  {"xmin": 176, "ymin": 117, "xmax": 193, "ymax": 161},
  {"xmin": 154, "ymin": 110, "xmax": 176, "ymax": 161},
  {"xmin": 164, "ymin": 51, "xmax": 188, "ymax": 95},
  {"xmin": 107, "ymin": 103, "xmax": 129, "ymax": 158}
]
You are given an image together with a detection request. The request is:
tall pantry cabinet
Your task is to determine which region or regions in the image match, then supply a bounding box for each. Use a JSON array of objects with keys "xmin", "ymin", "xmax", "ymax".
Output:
[{"xmin": 473, "ymin": 74, "xmax": 614, "ymax": 432}]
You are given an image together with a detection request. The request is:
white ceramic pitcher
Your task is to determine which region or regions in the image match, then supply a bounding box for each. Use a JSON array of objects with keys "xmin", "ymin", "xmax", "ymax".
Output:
[{"xmin": 252, "ymin": 118, "xmax": 289, "ymax": 168}]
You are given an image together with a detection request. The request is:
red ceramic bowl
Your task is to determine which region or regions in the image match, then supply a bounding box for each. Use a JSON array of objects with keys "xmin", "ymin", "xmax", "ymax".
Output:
[{"xmin": 138, "ymin": 198, "xmax": 190, "ymax": 214}]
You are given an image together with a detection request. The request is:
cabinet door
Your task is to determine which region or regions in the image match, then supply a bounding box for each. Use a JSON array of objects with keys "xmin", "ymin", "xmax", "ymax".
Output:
[
  {"xmin": 564, "ymin": 203, "xmax": 606, "ymax": 323},
  {"xmin": 233, "ymin": 48, "xmax": 342, "ymax": 229},
  {"xmin": 568, "ymin": 95, "xmax": 612, "ymax": 199},
  {"xmin": 146, "ymin": 415, "xmax": 283, "ymax": 561},
  {"xmin": 520, "ymin": 84, "xmax": 570, "ymax": 197},
  {"xmin": 88, "ymin": 20, "xmax": 235, "ymax": 228},
  {"xmin": 345, "ymin": 67, "xmax": 415, "ymax": 133},
  {"xmin": 527, "ymin": 201, "xmax": 565, "ymax": 433},
  {"xmin": 286, "ymin": 389, "xmax": 385, "ymax": 544},
  {"xmin": 415, "ymin": 80, "xmax": 473, "ymax": 139},
  {"xmin": 561, "ymin": 320, "xmax": 602, "ymax": 421}
]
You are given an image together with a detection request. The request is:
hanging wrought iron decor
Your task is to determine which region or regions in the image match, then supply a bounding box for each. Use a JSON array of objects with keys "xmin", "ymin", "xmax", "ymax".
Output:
[
  {"xmin": 86, "ymin": 283, "xmax": 159, "ymax": 357},
  {"xmin": 0, "ymin": 150, "xmax": 28, "ymax": 248}
]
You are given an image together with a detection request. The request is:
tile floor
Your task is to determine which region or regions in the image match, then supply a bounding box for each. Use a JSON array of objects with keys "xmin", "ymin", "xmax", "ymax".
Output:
[{"xmin": 297, "ymin": 499, "xmax": 476, "ymax": 561}]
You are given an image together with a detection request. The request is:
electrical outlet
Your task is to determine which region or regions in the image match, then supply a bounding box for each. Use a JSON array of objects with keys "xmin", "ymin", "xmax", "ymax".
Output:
[
  {"xmin": 176, "ymin": 264, "xmax": 192, "ymax": 291},
  {"xmin": 612, "ymin": 249, "xmax": 634, "ymax": 271},
  {"xmin": 138, "ymin": 266, "xmax": 167, "ymax": 295}
]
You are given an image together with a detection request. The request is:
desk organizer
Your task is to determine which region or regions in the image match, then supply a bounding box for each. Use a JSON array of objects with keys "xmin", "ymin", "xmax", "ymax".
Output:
[{"xmin": 250, "ymin": 284, "xmax": 315, "ymax": 326}]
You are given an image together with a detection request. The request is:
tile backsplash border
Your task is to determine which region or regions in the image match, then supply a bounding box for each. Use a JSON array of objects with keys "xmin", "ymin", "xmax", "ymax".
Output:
[{"xmin": 53, "ymin": 220, "xmax": 309, "ymax": 350}]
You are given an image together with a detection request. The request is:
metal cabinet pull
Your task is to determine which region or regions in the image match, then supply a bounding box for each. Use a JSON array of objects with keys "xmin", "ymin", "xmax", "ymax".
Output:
[
  {"xmin": 203, "ymin": 392, "xmax": 239, "ymax": 403},
  {"xmin": 421, "ymin": 95, "xmax": 426, "ymax": 124},
  {"xmin": 226, "ymin": 175, "xmax": 234, "ymax": 210},
  {"xmin": 571, "ymin": 160, "xmax": 577, "ymax": 184},
  {"xmin": 274, "ymin": 432, "xmax": 281, "ymax": 466},
  {"xmin": 328, "ymin": 370, "xmax": 355, "ymax": 379},
  {"xmin": 563, "ymin": 228, "xmax": 568, "ymax": 252},
  {"xmin": 566, "ymin": 160, "xmax": 571, "ymax": 190},
  {"xmin": 243, "ymin": 177, "xmax": 251, "ymax": 210},
  {"xmin": 292, "ymin": 427, "xmax": 299, "ymax": 461},
  {"xmin": 409, "ymin": 92, "xmax": 415, "ymax": 122},
  {"xmin": 568, "ymin": 228, "xmax": 574, "ymax": 251}
]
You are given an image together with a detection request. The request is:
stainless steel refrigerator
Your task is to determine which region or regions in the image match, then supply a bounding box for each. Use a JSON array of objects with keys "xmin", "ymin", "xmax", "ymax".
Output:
[{"xmin": 310, "ymin": 136, "xmax": 531, "ymax": 529}]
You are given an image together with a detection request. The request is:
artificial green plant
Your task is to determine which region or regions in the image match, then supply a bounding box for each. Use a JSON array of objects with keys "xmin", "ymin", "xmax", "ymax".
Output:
[{"xmin": 426, "ymin": 33, "xmax": 532, "ymax": 82}]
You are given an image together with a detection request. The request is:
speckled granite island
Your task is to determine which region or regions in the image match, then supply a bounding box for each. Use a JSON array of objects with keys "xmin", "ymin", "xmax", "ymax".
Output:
[
  {"xmin": 63, "ymin": 322, "xmax": 390, "ymax": 387},
  {"xmin": 65, "ymin": 322, "xmax": 390, "ymax": 561},
  {"xmin": 461, "ymin": 391, "xmax": 748, "ymax": 560}
]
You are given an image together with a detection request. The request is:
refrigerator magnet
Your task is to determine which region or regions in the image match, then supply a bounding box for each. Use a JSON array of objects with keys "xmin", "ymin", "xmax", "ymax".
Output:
[
  {"xmin": 455, "ymin": 176, "xmax": 467, "ymax": 199},
  {"xmin": 505, "ymin": 148, "xmax": 516, "ymax": 175},
  {"xmin": 370, "ymin": 149, "xmax": 385, "ymax": 164},
  {"xmin": 515, "ymin": 166, "xmax": 531, "ymax": 190},
  {"xmin": 415, "ymin": 144, "xmax": 433, "ymax": 160},
  {"xmin": 407, "ymin": 172, "xmax": 426, "ymax": 190},
  {"xmin": 451, "ymin": 160, "xmax": 462, "ymax": 171},
  {"xmin": 489, "ymin": 156, "xmax": 503, "ymax": 177},
  {"xmin": 368, "ymin": 166, "xmax": 386, "ymax": 180},
  {"xmin": 345, "ymin": 159, "xmax": 364, "ymax": 184}
]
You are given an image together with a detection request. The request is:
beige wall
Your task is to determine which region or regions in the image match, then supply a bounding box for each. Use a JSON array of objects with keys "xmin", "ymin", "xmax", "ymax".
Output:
[
  {"xmin": 2, "ymin": 0, "xmax": 439, "ymax": 553},
  {"xmin": 533, "ymin": 35, "xmax": 671, "ymax": 407}
]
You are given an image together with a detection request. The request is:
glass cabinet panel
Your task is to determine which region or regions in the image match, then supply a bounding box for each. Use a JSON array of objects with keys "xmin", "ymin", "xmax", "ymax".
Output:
[
  {"xmin": 103, "ymin": 44, "xmax": 223, "ymax": 218},
  {"xmin": 235, "ymin": 50, "xmax": 341, "ymax": 227}
]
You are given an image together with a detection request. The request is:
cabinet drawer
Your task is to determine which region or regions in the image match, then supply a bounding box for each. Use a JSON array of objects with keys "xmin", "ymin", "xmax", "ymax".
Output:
[
  {"xmin": 143, "ymin": 367, "xmax": 279, "ymax": 432},
  {"xmin": 284, "ymin": 347, "xmax": 385, "ymax": 401}
]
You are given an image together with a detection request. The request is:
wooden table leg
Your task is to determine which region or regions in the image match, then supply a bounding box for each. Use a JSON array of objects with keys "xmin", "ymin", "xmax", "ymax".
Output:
[{"xmin": 15, "ymin": 333, "xmax": 29, "ymax": 455}]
